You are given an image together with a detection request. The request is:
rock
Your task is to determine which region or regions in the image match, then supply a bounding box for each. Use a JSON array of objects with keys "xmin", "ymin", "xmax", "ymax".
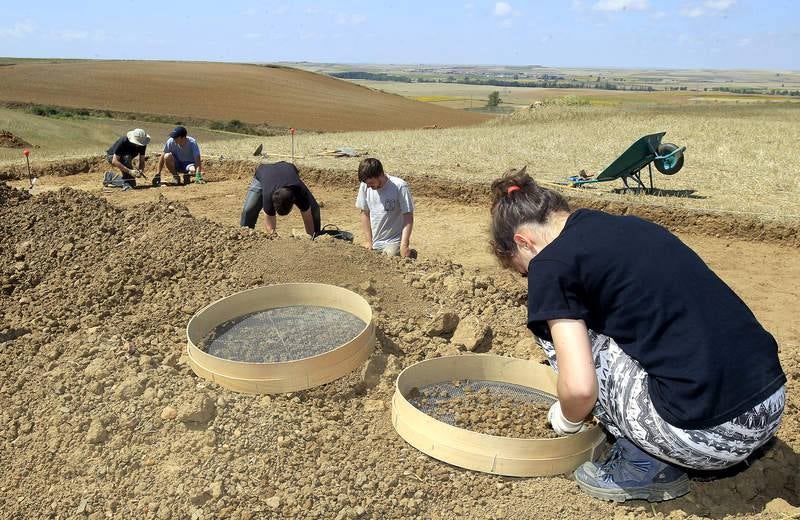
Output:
[
  {"xmin": 160, "ymin": 406, "xmax": 177, "ymax": 420},
  {"xmin": 189, "ymin": 490, "xmax": 210, "ymax": 506},
  {"xmin": 115, "ymin": 377, "xmax": 145, "ymax": 399},
  {"xmin": 360, "ymin": 353, "xmax": 388, "ymax": 388},
  {"xmin": 424, "ymin": 310, "xmax": 459, "ymax": 336},
  {"xmin": 265, "ymin": 496, "xmax": 281, "ymax": 509},
  {"xmin": 450, "ymin": 316, "xmax": 491, "ymax": 352},
  {"xmin": 209, "ymin": 481, "xmax": 224, "ymax": 499},
  {"xmin": 764, "ymin": 498, "xmax": 799, "ymax": 515},
  {"xmin": 86, "ymin": 419, "xmax": 108, "ymax": 444},
  {"xmin": 363, "ymin": 400, "xmax": 385, "ymax": 412},
  {"xmin": 177, "ymin": 394, "xmax": 217, "ymax": 426},
  {"xmin": 359, "ymin": 279, "xmax": 377, "ymax": 295}
]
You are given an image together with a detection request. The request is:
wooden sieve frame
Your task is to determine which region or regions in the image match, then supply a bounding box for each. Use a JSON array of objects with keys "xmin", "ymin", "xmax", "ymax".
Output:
[
  {"xmin": 186, "ymin": 283, "xmax": 374, "ymax": 394},
  {"xmin": 392, "ymin": 355, "xmax": 606, "ymax": 477}
]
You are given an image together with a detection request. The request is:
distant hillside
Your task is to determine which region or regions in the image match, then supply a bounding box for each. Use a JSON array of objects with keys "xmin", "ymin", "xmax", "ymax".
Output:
[{"xmin": 0, "ymin": 60, "xmax": 490, "ymax": 132}]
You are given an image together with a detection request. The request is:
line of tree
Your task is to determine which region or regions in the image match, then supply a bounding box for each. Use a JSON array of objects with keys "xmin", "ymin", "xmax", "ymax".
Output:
[
  {"xmin": 708, "ymin": 86, "xmax": 800, "ymax": 97},
  {"xmin": 329, "ymin": 72, "xmax": 656, "ymax": 92},
  {"xmin": 329, "ymin": 71, "xmax": 800, "ymax": 96},
  {"xmin": 330, "ymin": 71, "xmax": 413, "ymax": 82}
]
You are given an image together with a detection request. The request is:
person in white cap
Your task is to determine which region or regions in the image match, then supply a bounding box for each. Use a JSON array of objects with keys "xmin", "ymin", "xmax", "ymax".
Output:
[{"xmin": 105, "ymin": 128, "xmax": 150, "ymax": 188}]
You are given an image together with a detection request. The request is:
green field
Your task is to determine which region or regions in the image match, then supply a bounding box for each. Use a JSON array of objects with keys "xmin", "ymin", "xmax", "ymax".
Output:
[
  {"xmin": 0, "ymin": 107, "xmax": 249, "ymax": 164},
  {"xmin": 288, "ymin": 62, "xmax": 800, "ymax": 95}
]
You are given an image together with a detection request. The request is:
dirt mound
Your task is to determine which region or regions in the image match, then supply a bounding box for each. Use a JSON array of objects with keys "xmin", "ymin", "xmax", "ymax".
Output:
[
  {"xmin": 1, "ymin": 183, "xmax": 798, "ymax": 518},
  {"xmin": 0, "ymin": 129, "xmax": 32, "ymax": 149},
  {"xmin": 0, "ymin": 156, "xmax": 106, "ymax": 182},
  {"xmin": 0, "ymin": 61, "xmax": 490, "ymax": 132}
]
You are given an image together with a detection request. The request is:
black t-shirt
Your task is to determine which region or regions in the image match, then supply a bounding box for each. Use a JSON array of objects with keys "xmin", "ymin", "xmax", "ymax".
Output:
[
  {"xmin": 106, "ymin": 136, "xmax": 146, "ymax": 158},
  {"xmin": 527, "ymin": 209, "xmax": 785, "ymax": 430},
  {"xmin": 254, "ymin": 162, "xmax": 313, "ymax": 216}
]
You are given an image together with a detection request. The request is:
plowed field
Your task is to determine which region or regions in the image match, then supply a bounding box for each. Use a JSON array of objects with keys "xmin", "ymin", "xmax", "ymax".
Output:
[{"xmin": 0, "ymin": 61, "xmax": 489, "ymax": 132}]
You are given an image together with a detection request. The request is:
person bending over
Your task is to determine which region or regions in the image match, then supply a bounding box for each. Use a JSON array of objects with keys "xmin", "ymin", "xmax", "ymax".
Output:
[
  {"xmin": 106, "ymin": 128, "xmax": 149, "ymax": 188},
  {"xmin": 239, "ymin": 161, "xmax": 320, "ymax": 236},
  {"xmin": 489, "ymin": 167, "xmax": 785, "ymax": 503},
  {"xmin": 154, "ymin": 126, "xmax": 202, "ymax": 186},
  {"xmin": 355, "ymin": 158, "xmax": 414, "ymax": 257}
]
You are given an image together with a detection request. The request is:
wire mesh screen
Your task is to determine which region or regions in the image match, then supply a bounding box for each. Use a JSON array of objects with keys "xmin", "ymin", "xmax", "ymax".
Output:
[{"xmin": 201, "ymin": 305, "xmax": 366, "ymax": 363}]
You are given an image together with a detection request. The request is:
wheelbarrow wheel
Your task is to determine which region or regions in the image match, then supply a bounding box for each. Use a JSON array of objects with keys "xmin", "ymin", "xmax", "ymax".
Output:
[{"xmin": 654, "ymin": 143, "xmax": 684, "ymax": 175}]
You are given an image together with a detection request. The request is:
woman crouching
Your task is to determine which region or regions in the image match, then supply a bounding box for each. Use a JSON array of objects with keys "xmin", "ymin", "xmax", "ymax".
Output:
[{"xmin": 490, "ymin": 168, "xmax": 786, "ymax": 502}]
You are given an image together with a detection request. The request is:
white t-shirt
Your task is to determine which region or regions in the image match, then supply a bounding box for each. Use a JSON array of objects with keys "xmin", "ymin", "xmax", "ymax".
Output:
[{"xmin": 355, "ymin": 175, "xmax": 414, "ymax": 250}]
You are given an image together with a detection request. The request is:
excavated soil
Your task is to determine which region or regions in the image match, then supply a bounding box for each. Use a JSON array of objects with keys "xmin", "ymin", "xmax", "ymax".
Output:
[
  {"xmin": 409, "ymin": 384, "xmax": 559, "ymax": 439},
  {"xmin": 1, "ymin": 179, "xmax": 799, "ymax": 519},
  {"xmin": 2, "ymin": 157, "xmax": 798, "ymax": 247},
  {"xmin": 0, "ymin": 129, "xmax": 33, "ymax": 149}
]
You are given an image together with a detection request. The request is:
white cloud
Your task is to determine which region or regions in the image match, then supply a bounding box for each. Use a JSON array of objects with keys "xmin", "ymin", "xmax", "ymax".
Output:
[
  {"xmin": 0, "ymin": 20, "xmax": 34, "ymax": 38},
  {"xmin": 736, "ymin": 37, "xmax": 752, "ymax": 47},
  {"xmin": 335, "ymin": 14, "xmax": 367, "ymax": 25},
  {"xmin": 682, "ymin": 7, "xmax": 706, "ymax": 17},
  {"xmin": 494, "ymin": 2, "xmax": 512, "ymax": 16},
  {"xmin": 244, "ymin": 33, "xmax": 262, "ymax": 40},
  {"xmin": 652, "ymin": 10, "xmax": 666, "ymax": 18},
  {"xmin": 705, "ymin": 0, "xmax": 735, "ymax": 10},
  {"xmin": 592, "ymin": 0, "xmax": 648, "ymax": 11},
  {"xmin": 499, "ymin": 18, "xmax": 513, "ymax": 28},
  {"xmin": 680, "ymin": 0, "xmax": 734, "ymax": 18},
  {"xmin": 55, "ymin": 30, "xmax": 89, "ymax": 41}
]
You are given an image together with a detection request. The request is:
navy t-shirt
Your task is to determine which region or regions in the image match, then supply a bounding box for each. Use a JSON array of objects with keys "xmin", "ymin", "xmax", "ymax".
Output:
[
  {"xmin": 106, "ymin": 136, "xmax": 146, "ymax": 158},
  {"xmin": 254, "ymin": 162, "xmax": 314, "ymax": 216},
  {"xmin": 527, "ymin": 209, "xmax": 785, "ymax": 430}
]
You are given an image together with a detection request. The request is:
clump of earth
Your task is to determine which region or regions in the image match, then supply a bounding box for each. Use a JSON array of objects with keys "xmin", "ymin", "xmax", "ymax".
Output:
[
  {"xmin": 0, "ymin": 129, "xmax": 33, "ymax": 148},
  {"xmin": 410, "ymin": 384, "xmax": 560, "ymax": 438}
]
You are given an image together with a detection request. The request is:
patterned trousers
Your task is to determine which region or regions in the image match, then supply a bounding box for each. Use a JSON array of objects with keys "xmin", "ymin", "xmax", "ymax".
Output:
[{"xmin": 538, "ymin": 332, "xmax": 785, "ymax": 470}]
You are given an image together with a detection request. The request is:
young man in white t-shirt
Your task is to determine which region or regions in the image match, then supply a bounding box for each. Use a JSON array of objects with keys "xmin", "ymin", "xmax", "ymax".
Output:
[{"xmin": 355, "ymin": 158, "xmax": 415, "ymax": 257}]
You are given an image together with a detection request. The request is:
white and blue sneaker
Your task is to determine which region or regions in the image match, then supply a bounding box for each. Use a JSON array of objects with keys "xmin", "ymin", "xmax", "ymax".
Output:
[{"xmin": 574, "ymin": 438, "xmax": 690, "ymax": 502}]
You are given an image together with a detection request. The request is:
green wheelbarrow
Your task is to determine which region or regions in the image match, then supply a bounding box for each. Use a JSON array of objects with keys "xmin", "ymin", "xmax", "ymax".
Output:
[{"xmin": 563, "ymin": 132, "xmax": 686, "ymax": 191}]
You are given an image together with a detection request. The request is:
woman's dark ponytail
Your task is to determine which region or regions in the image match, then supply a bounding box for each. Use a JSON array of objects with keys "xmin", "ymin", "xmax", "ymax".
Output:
[{"xmin": 490, "ymin": 166, "xmax": 570, "ymax": 267}]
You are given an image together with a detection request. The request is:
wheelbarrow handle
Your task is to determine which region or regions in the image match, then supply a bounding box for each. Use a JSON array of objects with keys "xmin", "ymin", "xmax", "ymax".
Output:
[{"xmin": 654, "ymin": 146, "xmax": 686, "ymax": 161}]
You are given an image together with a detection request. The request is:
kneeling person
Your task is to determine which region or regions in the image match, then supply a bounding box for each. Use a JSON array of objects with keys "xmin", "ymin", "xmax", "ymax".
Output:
[
  {"xmin": 356, "ymin": 158, "xmax": 414, "ymax": 257},
  {"xmin": 105, "ymin": 128, "xmax": 149, "ymax": 188},
  {"xmin": 154, "ymin": 126, "xmax": 202, "ymax": 186},
  {"xmin": 240, "ymin": 161, "xmax": 320, "ymax": 236}
]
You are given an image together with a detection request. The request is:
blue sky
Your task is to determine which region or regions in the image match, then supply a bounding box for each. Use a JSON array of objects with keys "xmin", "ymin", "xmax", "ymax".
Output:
[{"xmin": 0, "ymin": 0, "xmax": 796, "ymax": 69}]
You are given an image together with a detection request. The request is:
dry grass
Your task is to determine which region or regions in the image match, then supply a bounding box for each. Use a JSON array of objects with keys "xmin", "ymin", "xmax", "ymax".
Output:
[
  {"xmin": 200, "ymin": 102, "xmax": 800, "ymax": 222},
  {"xmin": 0, "ymin": 107, "xmax": 248, "ymax": 163},
  {"xmin": 2, "ymin": 87, "xmax": 798, "ymax": 223}
]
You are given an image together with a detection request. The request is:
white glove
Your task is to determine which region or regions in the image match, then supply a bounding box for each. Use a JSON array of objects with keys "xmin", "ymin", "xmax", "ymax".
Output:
[
  {"xmin": 129, "ymin": 169, "xmax": 142, "ymax": 177},
  {"xmin": 548, "ymin": 400, "xmax": 587, "ymax": 436}
]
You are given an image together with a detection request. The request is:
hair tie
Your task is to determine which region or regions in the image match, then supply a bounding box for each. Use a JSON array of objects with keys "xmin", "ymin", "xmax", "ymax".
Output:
[{"xmin": 507, "ymin": 185, "xmax": 521, "ymax": 195}]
